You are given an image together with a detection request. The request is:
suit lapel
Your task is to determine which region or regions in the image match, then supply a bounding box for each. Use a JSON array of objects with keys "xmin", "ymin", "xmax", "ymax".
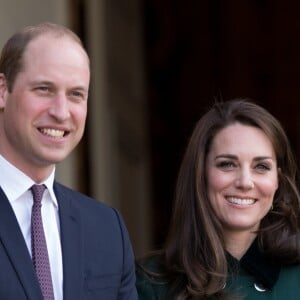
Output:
[
  {"xmin": 55, "ymin": 183, "xmax": 83, "ymax": 300},
  {"xmin": 0, "ymin": 188, "xmax": 43, "ymax": 299}
]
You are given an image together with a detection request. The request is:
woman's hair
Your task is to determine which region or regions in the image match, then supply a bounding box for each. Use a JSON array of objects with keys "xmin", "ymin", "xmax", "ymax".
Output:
[
  {"xmin": 0, "ymin": 22, "xmax": 88, "ymax": 92},
  {"xmin": 151, "ymin": 99, "xmax": 300, "ymax": 299}
]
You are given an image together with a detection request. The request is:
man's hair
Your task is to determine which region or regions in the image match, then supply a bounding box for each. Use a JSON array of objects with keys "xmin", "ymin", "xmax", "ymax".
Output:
[{"xmin": 0, "ymin": 22, "xmax": 87, "ymax": 92}]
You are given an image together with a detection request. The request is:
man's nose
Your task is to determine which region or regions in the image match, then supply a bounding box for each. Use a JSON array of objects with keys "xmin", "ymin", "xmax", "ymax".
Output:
[{"xmin": 48, "ymin": 94, "xmax": 70, "ymax": 121}]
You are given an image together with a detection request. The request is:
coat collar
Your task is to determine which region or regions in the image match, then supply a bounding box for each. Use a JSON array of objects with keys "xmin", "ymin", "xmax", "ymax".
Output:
[
  {"xmin": 0, "ymin": 187, "xmax": 43, "ymax": 299},
  {"xmin": 228, "ymin": 239, "xmax": 281, "ymax": 290},
  {"xmin": 54, "ymin": 182, "xmax": 83, "ymax": 300}
]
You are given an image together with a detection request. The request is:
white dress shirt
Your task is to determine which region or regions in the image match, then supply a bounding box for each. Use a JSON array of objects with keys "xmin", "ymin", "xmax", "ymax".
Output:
[{"xmin": 0, "ymin": 155, "xmax": 63, "ymax": 300}]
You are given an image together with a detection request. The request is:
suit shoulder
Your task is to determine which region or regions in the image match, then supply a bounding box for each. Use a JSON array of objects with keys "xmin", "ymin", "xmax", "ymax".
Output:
[{"xmin": 54, "ymin": 181, "xmax": 117, "ymax": 215}]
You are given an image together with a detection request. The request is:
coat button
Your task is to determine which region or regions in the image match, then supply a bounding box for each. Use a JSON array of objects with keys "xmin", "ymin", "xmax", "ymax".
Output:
[{"xmin": 254, "ymin": 282, "xmax": 267, "ymax": 292}]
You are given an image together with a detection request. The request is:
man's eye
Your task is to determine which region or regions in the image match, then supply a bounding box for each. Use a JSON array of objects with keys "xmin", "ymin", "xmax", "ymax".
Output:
[
  {"xmin": 69, "ymin": 90, "xmax": 86, "ymax": 100},
  {"xmin": 37, "ymin": 86, "xmax": 49, "ymax": 92},
  {"xmin": 72, "ymin": 91, "xmax": 83, "ymax": 97}
]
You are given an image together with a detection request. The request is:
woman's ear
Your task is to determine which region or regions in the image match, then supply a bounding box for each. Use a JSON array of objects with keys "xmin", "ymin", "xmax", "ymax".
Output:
[
  {"xmin": 277, "ymin": 167, "xmax": 281, "ymax": 190},
  {"xmin": 0, "ymin": 74, "xmax": 8, "ymax": 109}
]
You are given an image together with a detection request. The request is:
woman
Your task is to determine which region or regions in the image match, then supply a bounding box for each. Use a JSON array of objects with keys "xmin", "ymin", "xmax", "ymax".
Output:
[{"xmin": 136, "ymin": 99, "xmax": 300, "ymax": 299}]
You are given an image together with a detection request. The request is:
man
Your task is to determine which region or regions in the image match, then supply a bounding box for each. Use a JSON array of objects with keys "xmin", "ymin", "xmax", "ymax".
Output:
[{"xmin": 0, "ymin": 22, "xmax": 138, "ymax": 299}]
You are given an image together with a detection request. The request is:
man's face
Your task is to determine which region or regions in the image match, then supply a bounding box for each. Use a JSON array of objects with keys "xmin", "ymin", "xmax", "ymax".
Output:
[{"xmin": 0, "ymin": 34, "xmax": 90, "ymax": 180}]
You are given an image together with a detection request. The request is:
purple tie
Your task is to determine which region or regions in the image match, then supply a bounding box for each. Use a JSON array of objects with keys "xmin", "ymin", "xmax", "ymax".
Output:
[{"xmin": 31, "ymin": 184, "xmax": 55, "ymax": 300}]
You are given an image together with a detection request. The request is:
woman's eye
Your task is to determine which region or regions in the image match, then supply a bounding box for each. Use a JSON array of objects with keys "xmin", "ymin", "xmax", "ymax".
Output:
[
  {"xmin": 217, "ymin": 161, "xmax": 235, "ymax": 169},
  {"xmin": 256, "ymin": 164, "xmax": 271, "ymax": 171}
]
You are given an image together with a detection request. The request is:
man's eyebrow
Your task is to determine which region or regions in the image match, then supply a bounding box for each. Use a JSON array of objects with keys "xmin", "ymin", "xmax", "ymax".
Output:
[
  {"xmin": 72, "ymin": 86, "xmax": 88, "ymax": 91},
  {"xmin": 29, "ymin": 80, "xmax": 54, "ymax": 86},
  {"xmin": 29, "ymin": 81, "xmax": 88, "ymax": 92}
]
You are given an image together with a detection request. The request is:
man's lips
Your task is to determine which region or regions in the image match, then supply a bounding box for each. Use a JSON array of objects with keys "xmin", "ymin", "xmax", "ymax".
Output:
[{"xmin": 39, "ymin": 128, "xmax": 69, "ymax": 138}]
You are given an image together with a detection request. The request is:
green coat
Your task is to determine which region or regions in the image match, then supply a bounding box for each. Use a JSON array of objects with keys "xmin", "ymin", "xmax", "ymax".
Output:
[{"xmin": 136, "ymin": 245, "xmax": 300, "ymax": 299}]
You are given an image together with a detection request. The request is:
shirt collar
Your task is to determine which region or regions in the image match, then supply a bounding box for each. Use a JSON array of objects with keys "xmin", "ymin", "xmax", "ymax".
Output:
[{"xmin": 0, "ymin": 155, "xmax": 57, "ymax": 207}]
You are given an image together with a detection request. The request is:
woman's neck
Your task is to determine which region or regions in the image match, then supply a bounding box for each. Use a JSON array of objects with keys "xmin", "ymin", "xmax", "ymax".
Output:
[{"xmin": 224, "ymin": 230, "xmax": 257, "ymax": 260}]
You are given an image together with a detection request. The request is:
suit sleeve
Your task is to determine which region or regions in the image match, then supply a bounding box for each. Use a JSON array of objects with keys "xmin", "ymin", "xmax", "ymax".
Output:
[{"xmin": 112, "ymin": 208, "xmax": 138, "ymax": 300}]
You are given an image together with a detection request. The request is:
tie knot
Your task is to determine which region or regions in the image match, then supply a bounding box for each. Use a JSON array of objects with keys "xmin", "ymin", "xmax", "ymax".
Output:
[{"xmin": 31, "ymin": 184, "xmax": 46, "ymax": 204}]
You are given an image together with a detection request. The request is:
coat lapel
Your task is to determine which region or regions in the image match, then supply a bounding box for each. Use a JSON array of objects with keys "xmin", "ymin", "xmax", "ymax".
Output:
[
  {"xmin": 0, "ymin": 188, "xmax": 43, "ymax": 299},
  {"xmin": 55, "ymin": 182, "xmax": 83, "ymax": 300}
]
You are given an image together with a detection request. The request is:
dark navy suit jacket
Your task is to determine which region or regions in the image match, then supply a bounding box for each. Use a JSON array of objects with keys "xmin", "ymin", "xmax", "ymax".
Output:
[{"xmin": 0, "ymin": 182, "xmax": 138, "ymax": 299}]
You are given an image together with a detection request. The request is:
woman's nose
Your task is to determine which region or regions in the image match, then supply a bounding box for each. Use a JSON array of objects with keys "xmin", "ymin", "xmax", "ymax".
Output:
[{"xmin": 235, "ymin": 169, "xmax": 254, "ymax": 189}]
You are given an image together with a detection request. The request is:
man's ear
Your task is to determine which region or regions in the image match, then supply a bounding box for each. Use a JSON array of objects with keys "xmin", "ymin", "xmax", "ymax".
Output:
[{"xmin": 0, "ymin": 73, "xmax": 8, "ymax": 109}]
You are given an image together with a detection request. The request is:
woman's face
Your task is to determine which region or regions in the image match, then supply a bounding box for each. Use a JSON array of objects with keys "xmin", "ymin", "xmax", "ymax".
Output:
[{"xmin": 206, "ymin": 123, "xmax": 279, "ymax": 235}]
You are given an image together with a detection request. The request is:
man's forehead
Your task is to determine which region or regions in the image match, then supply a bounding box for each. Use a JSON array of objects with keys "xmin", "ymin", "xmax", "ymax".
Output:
[
  {"xmin": 22, "ymin": 34, "xmax": 89, "ymax": 67},
  {"xmin": 25, "ymin": 33, "xmax": 78, "ymax": 52}
]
